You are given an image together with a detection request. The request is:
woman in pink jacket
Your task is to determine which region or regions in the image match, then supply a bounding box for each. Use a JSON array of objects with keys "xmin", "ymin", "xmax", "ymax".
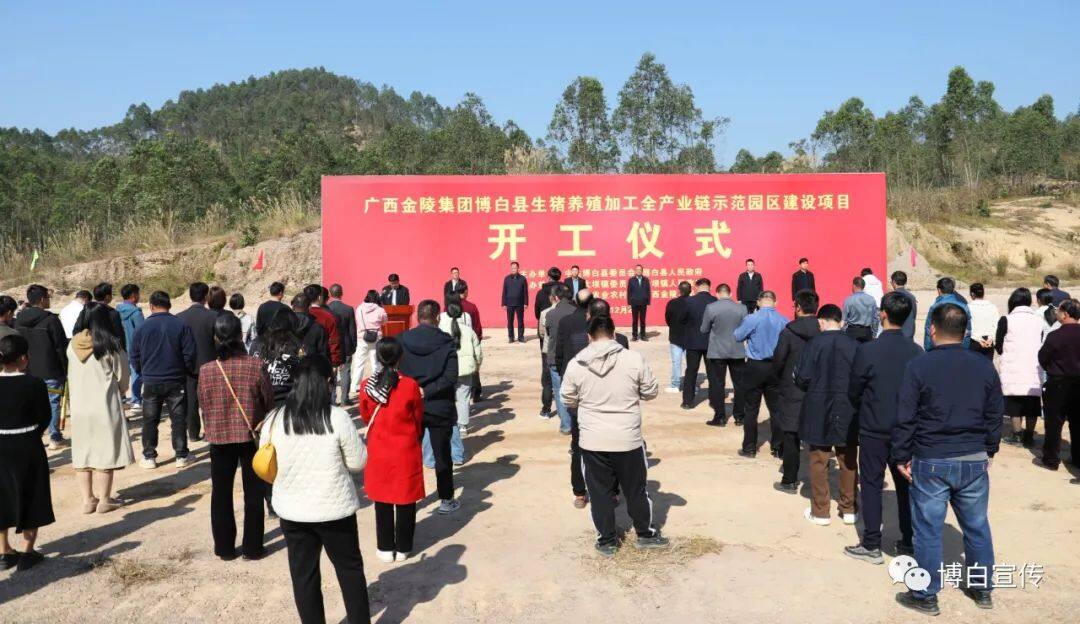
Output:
[{"xmin": 995, "ymin": 288, "xmax": 1044, "ymax": 447}]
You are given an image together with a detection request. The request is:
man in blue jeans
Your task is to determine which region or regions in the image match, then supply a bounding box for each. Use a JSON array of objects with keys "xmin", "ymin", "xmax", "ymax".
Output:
[
  {"xmin": 13, "ymin": 285, "xmax": 69, "ymax": 449},
  {"xmin": 892, "ymin": 302, "xmax": 1003, "ymax": 615}
]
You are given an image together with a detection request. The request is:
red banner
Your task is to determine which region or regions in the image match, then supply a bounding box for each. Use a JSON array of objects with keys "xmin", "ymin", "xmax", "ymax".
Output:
[{"xmin": 321, "ymin": 174, "xmax": 886, "ymax": 327}]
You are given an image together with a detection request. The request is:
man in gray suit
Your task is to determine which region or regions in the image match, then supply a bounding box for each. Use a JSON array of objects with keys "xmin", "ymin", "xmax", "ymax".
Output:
[{"xmin": 701, "ymin": 284, "xmax": 748, "ymax": 427}]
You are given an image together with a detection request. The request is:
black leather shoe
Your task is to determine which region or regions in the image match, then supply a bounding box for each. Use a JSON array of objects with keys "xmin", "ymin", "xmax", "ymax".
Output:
[
  {"xmin": 770, "ymin": 448, "xmax": 782, "ymax": 459},
  {"xmin": 895, "ymin": 591, "xmax": 940, "ymax": 616},
  {"xmin": 773, "ymin": 481, "xmax": 797, "ymax": 494},
  {"xmin": 737, "ymin": 449, "xmax": 757, "ymax": 458},
  {"xmin": 961, "ymin": 587, "xmax": 993, "ymax": 609},
  {"xmin": 1033, "ymin": 457, "xmax": 1059, "ymax": 471},
  {"xmin": 733, "ymin": 419, "xmax": 744, "ymax": 426},
  {"xmin": 894, "ymin": 540, "xmax": 914, "ymax": 556},
  {"xmin": 705, "ymin": 418, "xmax": 727, "ymax": 427},
  {"xmin": 680, "ymin": 404, "xmax": 692, "ymax": 410}
]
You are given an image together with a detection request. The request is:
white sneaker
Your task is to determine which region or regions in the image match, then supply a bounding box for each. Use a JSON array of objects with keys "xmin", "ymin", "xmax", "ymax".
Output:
[
  {"xmin": 376, "ymin": 550, "xmax": 394, "ymax": 563},
  {"xmin": 47, "ymin": 439, "xmax": 63, "ymax": 451},
  {"xmin": 175, "ymin": 456, "xmax": 189, "ymax": 468},
  {"xmin": 394, "ymin": 551, "xmax": 410, "ymax": 562},
  {"xmin": 437, "ymin": 499, "xmax": 461, "ymax": 515},
  {"xmin": 665, "ymin": 387, "xmax": 680, "ymax": 394},
  {"xmin": 140, "ymin": 457, "xmax": 157, "ymax": 469},
  {"xmin": 842, "ymin": 513, "xmax": 858, "ymax": 525},
  {"xmin": 804, "ymin": 507, "xmax": 831, "ymax": 526}
]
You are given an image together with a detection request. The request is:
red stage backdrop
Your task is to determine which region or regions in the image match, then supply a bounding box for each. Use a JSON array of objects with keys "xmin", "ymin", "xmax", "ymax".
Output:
[{"xmin": 322, "ymin": 174, "xmax": 886, "ymax": 328}]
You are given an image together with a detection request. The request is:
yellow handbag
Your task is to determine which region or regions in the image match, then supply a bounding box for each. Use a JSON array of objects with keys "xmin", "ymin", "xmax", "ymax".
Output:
[{"xmin": 217, "ymin": 361, "xmax": 277, "ymax": 483}]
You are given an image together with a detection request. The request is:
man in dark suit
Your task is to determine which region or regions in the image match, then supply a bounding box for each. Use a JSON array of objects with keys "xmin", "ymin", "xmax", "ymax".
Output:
[
  {"xmin": 255, "ymin": 281, "xmax": 290, "ymax": 337},
  {"xmin": 534, "ymin": 267, "xmax": 563, "ymax": 321},
  {"xmin": 443, "ymin": 267, "xmax": 467, "ymax": 303},
  {"xmin": 627, "ymin": 264, "xmax": 652, "ymax": 341},
  {"xmin": 737, "ymin": 259, "xmax": 764, "ymax": 314},
  {"xmin": 563, "ymin": 265, "xmax": 587, "ymax": 298},
  {"xmin": 502, "ymin": 261, "xmax": 528, "ymax": 343},
  {"xmin": 380, "ymin": 273, "xmax": 410, "ymax": 306},
  {"xmin": 791, "ymin": 257, "xmax": 816, "ymax": 300},
  {"xmin": 327, "ymin": 284, "xmax": 358, "ymax": 406},
  {"xmin": 176, "ymin": 282, "xmax": 218, "ymax": 441},
  {"xmin": 681, "ymin": 278, "xmax": 717, "ymax": 410}
]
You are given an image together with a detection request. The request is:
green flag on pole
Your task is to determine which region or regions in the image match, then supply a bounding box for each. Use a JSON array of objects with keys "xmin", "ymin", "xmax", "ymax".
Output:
[{"xmin": 30, "ymin": 249, "xmax": 40, "ymax": 272}]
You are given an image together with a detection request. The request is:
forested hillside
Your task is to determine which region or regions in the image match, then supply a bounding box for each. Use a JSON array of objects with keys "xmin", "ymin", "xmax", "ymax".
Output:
[{"xmin": 2, "ymin": 57, "xmax": 1078, "ymax": 268}]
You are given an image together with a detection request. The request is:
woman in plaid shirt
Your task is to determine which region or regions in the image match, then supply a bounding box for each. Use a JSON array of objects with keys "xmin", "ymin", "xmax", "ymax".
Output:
[{"xmin": 198, "ymin": 314, "xmax": 273, "ymax": 561}]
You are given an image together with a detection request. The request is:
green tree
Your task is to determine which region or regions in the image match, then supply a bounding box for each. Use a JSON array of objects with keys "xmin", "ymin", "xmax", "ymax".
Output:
[{"xmin": 547, "ymin": 77, "xmax": 620, "ymax": 172}]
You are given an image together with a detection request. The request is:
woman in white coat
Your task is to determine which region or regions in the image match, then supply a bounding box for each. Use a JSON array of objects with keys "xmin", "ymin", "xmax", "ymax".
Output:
[
  {"xmin": 995, "ymin": 288, "xmax": 1045, "ymax": 447},
  {"xmin": 67, "ymin": 303, "xmax": 134, "ymax": 514}
]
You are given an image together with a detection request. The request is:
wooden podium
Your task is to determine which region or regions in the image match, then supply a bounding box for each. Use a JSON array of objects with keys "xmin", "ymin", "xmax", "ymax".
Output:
[{"xmin": 383, "ymin": 305, "xmax": 414, "ymax": 337}]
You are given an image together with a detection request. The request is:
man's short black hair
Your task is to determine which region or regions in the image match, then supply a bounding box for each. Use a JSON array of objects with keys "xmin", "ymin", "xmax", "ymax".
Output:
[
  {"xmin": 120, "ymin": 283, "xmax": 140, "ymax": 300},
  {"xmin": 548, "ymin": 267, "xmax": 562, "ymax": 282},
  {"xmin": 891, "ymin": 271, "xmax": 908, "ymax": 287},
  {"xmin": 881, "ymin": 291, "xmax": 913, "ymax": 326},
  {"xmin": 798, "ymin": 257, "xmax": 808, "ymax": 264},
  {"xmin": 588, "ymin": 314, "xmax": 615, "ymax": 339},
  {"xmin": 970, "ymin": 282, "xmax": 985, "ymax": 299},
  {"xmin": 75, "ymin": 290, "xmax": 92, "ymax": 301},
  {"xmin": 635, "ymin": 264, "xmax": 643, "ymax": 269},
  {"xmin": 291, "ymin": 293, "xmax": 311, "ymax": 310},
  {"xmin": 695, "ymin": 277, "xmax": 711, "ymax": 288},
  {"xmin": 588, "ymin": 298, "xmax": 611, "ymax": 319},
  {"xmin": 329, "ymin": 284, "xmax": 343, "ymax": 299},
  {"xmin": 26, "ymin": 284, "xmax": 49, "ymax": 305},
  {"xmin": 1036, "ymin": 288, "xmax": 1053, "ymax": 307},
  {"xmin": 1060, "ymin": 299, "xmax": 1080, "ymax": 321},
  {"xmin": 450, "ymin": 266, "xmax": 459, "ymax": 272},
  {"xmin": 936, "ymin": 277, "xmax": 955, "ymax": 294},
  {"xmin": 860, "ymin": 268, "xmax": 873, "ymax": 277},
  {"xmin": 303, "ymin": 284, "xmax": 323, "ymax": 303},
  {"xmin": 189, "ymin": 282, "xmax": 210, "ymax": 303},
  {"xmin": 794, "ymin": 290, "xmax": 819, "ymax": 315},
  {"xmin": 716, "ymin": 283, "xmax": 730, "ymax": 295},
  {"xmin": 510, "ymin": 261, "xmax": 520, "ymax": 268},
  {"xmin": 416, "ymin": 299, "xmax": 440, "ymax": 323},
  {"xmin": 745, "ymin": 258, "xmax": 754, "ymax": 264},
  {"xmin": 678, "ymin": 281, "xmax": 692, "ymax": 296},
  {"xmin": 575, "ymin": 290, "xmax": 594, "ymax": 309},
  {"xmin": 932, "ymin": 302, "xmax": 969, "ymax": 340},
  {"xmin": 757, "ymin": 290, "xmax": 777, "ymax": 303},
  {"xmin": 853, "ymin": 276, "xmax": 865, "ymax": 289},
  {"xmin": 269, "ymin": 281, "xmax": 285, "ymax": 296},
  {"xmin": 1044, "ymin": 274, "xmax": 1060, "ymax": 289},
  {"xmin": 93, "ymin": 282, "xmax": 113, "ymax": 301},
  {"xmin": 0, "ymin": 295, "xmax": 17, "ymax": 316},
  {"xmin": 817, "ymin": 303, "xmax": 843, "ymax": 323},
  {"xmin": 149, "ymin": 291, "xmax": 171, "ymax": 310},
  {"xmin": 388, "ymin": 273, "xmax": 400, "ymax": 282},
  {"xmin": 570, "ymin": 265, "xmax": 580, "ymax": 271},
  {"xmin": 229, "ymin": 293, "xmax": 245, "ymax": 310},
  {"xmin": 554, "ymin": 284, "xmax": 571, "ymax": 301}
]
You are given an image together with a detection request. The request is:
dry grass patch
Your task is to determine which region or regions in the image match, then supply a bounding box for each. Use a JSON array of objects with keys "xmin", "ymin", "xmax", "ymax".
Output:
[
  {"xmin": 106, "ymin": 557, "xmax": 177, "ymax": 589},
  {"xmin": 583, "ymin": 533, "xmax": 725, "ymax": 586}
]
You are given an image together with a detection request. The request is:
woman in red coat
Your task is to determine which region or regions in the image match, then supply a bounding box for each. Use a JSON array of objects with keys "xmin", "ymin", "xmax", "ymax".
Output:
[{"xmin": 360, "ymin": 337, "xmax": 424, "ymax": 563}]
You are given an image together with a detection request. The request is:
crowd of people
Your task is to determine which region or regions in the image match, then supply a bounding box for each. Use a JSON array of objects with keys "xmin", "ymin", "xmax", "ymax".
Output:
[{"xmin": 1, "ymin": 261, "xmax": 1078, "ymax": 621}]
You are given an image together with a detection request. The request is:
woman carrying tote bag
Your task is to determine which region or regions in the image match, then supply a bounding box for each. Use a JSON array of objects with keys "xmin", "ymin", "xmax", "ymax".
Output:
[{"xmin": 198, "ymin": 314, "xmax": 273, "ymax": 560}]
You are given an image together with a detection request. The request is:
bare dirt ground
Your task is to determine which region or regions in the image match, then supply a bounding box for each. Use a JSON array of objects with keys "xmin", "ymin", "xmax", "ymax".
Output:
[{"xmin": 2, "ymin": 291, "xmax": 1079, "ymax": 624}]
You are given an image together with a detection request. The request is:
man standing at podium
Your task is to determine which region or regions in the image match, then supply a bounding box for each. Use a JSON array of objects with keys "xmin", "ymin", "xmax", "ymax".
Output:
[
  {"xmin": 443, "ymin": 267, "xmax": 467, "ymax": 303},
  {"xmin": 564, "ymin": 265, "xmax": 588, "ymax": 298},
  {"xmin": 502, "ymin": 261, "xmax": 528, "ymax": 343},
  {"xmin": 380, "ymin": 273, "xmax": 410, "ymax": 306},
  {"xmin": 627, "ymin": 264, "xmax": 652, "ymax": 342}
]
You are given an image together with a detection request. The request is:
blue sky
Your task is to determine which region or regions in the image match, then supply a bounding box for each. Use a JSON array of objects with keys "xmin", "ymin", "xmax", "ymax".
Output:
[{"xmin": 3, "ymin": 1, "xmax": 1078, "ymax": 165}]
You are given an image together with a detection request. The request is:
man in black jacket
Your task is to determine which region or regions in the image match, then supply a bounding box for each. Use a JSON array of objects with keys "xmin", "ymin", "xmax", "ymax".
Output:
[
  {"xmin": 501, "ymin": 261, "xmax": 528, "ymax": 343},
  {"xmin": 327, "ymin": 284, "xmax": 357, "ymax": 406},
  {"xmin": 15, "ymin": 284, "xmax": 68, "ymax": 447},
  {"xmin": 291, "ymin": 294, "xmax": 328, "ymax": 359},
  {"xmin": 534, "ymin": 267, "xmax": 563, "ymax": 321},
  {"xmin": 736, "ymin": 259, "xmax": 764, "ymax": 314},
  {"xmin": 892, "ymin": 303, "xmax": 1003, "ymax": 616},
  {"xmin": 681, "ymin": 278, "xmax": 717, "ymax": 410},
  {"xmin": 844, "ymin": 292, "xmax": 924, "ymax": 564},
  {"xmin": 443, "ymin": 267, "xmax": 467, "ymax": 303},
  {"xmin": 770, "ymin": 290, "xmax": 820, "ymax": 491},
  {"xmin": 790, "ymin": 258, "xmax": 815, "ymax": 301},
  {"xmin": 380, "ymin": 274, "xmax": 410, "ymax": 306},
  {"xmin": 664, "ymin": 281, "xmax": 691, "ymax": 393},
  {"xmin": 1038, "ymin": 299, "xmax": 1080, "ymax": 470},
  {"xmin": 399, "ymin": 300, "xmax": 460, "ymax": 514},
  {"xmin": 794, "ymin": 304, "xmax": 858, "ymax": 526},
  {"xmin": 563, "ymin": 265, "xmax": 587, "ymax": 298},
  {"xmin": 889, "ymin": 271, "xmax": 918, "ymax": 340},
  {"xmin": 627, "ymin": 264, "xmax": 652, "ymax": 341},
  {"xmin": 255, "ymin": 281, "xmax": 290, "ymax": 338},
  {"xmin": 92, "ymin": 282, "xmax": 127, "ymax": 348},
  {"xmin": 176, "ymin": 282, "xmax": 218, "ymax": 441}
]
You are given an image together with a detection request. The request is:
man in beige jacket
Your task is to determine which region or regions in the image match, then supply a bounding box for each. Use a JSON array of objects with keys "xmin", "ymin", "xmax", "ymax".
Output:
[{"xmin": 559, "ymin": 314, "xmax": 666, "ymax": 556}]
